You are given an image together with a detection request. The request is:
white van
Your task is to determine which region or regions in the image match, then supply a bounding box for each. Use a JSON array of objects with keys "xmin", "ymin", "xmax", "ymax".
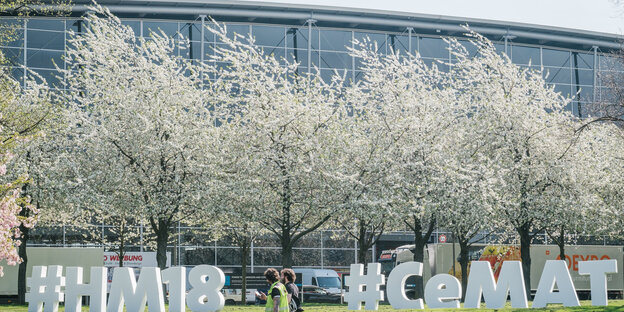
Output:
[{"xmin": 294, "ymin": 268, "xmax": 342, "ymax": 295}]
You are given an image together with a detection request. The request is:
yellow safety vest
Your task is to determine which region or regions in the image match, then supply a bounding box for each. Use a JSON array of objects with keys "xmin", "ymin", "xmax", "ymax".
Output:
[{"xmin": 265, "ymin": 281, "xmax": 289, "ymax": 312}]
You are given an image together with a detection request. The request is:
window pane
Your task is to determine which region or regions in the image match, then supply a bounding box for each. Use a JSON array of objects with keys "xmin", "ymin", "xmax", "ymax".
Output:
[
  {"xmin": 28, "ymin": 19, "xmax": 64, "ymax": 31},
  {"xmin": 2, "ymin": 47, "xmax": 23, "ymax": 65},
  {"xmin": 184, "ymin": 41, "xmax": 201, "ymax": 60},
  {"xmin": 261, "ymin": 46, "xmax": 285, "ymax": 63},
  {"xmin": 252, "ymin": 25, "xmax": 285, "ymax": 47},
  {"xmin": 311, "ymin": 50, "xmax": 320, "ymax": 67},
  {"xmin": 144, "ymin": 21, "xmax": 178, "ymax": 37},
  {"xmin": 573, "ymin": 68, "xmax": 593, "ymax": 86},
  {"xmin": 29, "ymin": 68, "xmax": 61, "ymax": 86},
  {"xmin": 452, "ymin": 40, "xmax": 478, "ymax": 61},
  {"xmin": 11, "ymin": 67, "xmax": 24, "ymax": 81},
  {"xmin": 553, "ymin": 84, "xmax": 572, "ymax": 98},
  {"xmin": 27, "ymin": 49, "xmax": 63, "ymax": 68},
  {"xmin": 27, "ymin": 30, "xmax": 64, "ymax": 50},
  {"xmin": 181, "ymin": 23, "xmax": 200, "ymax": 42},
  {"xmin": 286, "ymin": 27, "xmax": 307, "ymax": 49},
  {"xmin": 354, "ymin": 32, "xmax": 386, "ymax": 51},
  {"xmin": 320, "ymin": 69, "xmax": 333, "ymax": 83},
  {"xmin": 418, "ymin": 37, "xmax": 447, "ymax": 59},
  {"xmin": 67, "ymin": 19, "xmax": 83, "ymax": 34},
  {"xmin": 120, "ymin": 20, "xmax": 140, "ymax": 36},
  {"xmin": 572, "ymin": 52, "xmax": 593, "ymax": 69},
  {"xmin": 218, "ymin": 24, "xmax": 250, "ymax": 42},
  {"xmin": 493, "ymin": 43, "xmax": 506, "ymax": 56},
  {"xmin": 542, "ymin": 48, "xmax": 570, "ymax": 67},
  {"xmin": 354, "ymin": 55, "xmax": 365, "ymax": 70},
  {"xmin": 320, "ymin": 29, "xmax": 351, "ymax": 52},
  {"xmin": 388, "ymin": 34, "xmax": 408, "ymax": 56},
  {"xmin": 286, "ymin": 48, "xmax": 307, "ymax": 67},
  {"xmin": 544, "ymin": 66, "xmax": 571, "ymax": 84},
  {"xmin": 511, "ymin": 45, "xmax": 540, "ymax": 66},
  {"xmin": 320, "ymin": 51, "xmax": 350, "ymax": 69}
]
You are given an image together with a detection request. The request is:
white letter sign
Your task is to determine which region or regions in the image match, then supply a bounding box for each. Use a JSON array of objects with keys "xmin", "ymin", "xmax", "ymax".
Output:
[
  {"xmin": 387, "ymin": 262, "xmax": 424, "ymax": 310},
  {"xmin": 578, "ymin": 260, "xmax": 618, "ymax": 306},
  {"xmin": 464, "ymin": 261, "xmax": 528, "ymax": 309},
  {"xmin": 424, "ymin": 274, "xmax": 461, "ymax": 309},
  {"xmin": 26, "ymin": 260, "xmax": 620, "ymax": 311},
  {"xmin": 186, "ymin": 265, "xmax": 225, "ymax": 312},
  {"xmin": 533, "ymin": 260, "xmax": 580, "ymax": 308},
  {"xmin": 344, "ymin": 263, "xmax": 385, "ymax": 311},
  {"xmin": 65, "ymin": 267, "xmax": 107, "ymax": 312},
  {"xmin": 162, "ymin": 267, "xmax": 187, "ymax": 312},
  {"xmin": 107, "ymin": 267, "xmax": 165, "ymax": 312}
]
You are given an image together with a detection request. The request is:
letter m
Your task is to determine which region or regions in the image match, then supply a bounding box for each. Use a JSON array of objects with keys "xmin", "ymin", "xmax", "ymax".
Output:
[
  {"xmin": 464, "ymin": 261, "xmax": 528, "ymax": 309},
  {"xmin": 107, "ymin": 267, "xmax": 165, "ymax": 312}
]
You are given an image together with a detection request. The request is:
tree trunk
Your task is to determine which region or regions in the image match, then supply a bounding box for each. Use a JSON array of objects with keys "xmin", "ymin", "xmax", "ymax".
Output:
[
  {"xmin": 155, "ymin": 219, "xmax": 170, "ymax": 270},
  {"xmin": 17, "ymin": 219, "xmax": 29, "ymax": 304},
  {"xmin": 518, "ymin": 223, "xmax": 532, "ymax": 298},
  {"xmin": 357, "ymin": 222, "xmax": 368, "ymax": 264},
  {"xmin": 558, "ymin": 228, "xmax": 565, "ymax": 262},
  {"xmin": 412, "ymin": 233, "xmax": 426, "ymax": 300},
  {"xmin": 241, "ymin": 241, "xmax": 250, "ymax": 305},
  {"xmin": 410, "ymin": 216, "xmax": 434, "ymax": 301},
  {"xmin": 281, "ymin": 233, "xmax": 293, "ymax": 268},
  {"xmin": 458, "ymin": 240, "xmax": 469, "ymax": 301},
  {"xmin": 119, "ymin": 219, "xmax": 125, "ymax": 267}
]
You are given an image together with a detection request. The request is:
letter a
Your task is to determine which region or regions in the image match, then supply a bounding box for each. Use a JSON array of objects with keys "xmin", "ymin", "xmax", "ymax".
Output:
[{"xmin": 533, "ymin": 260, "xmax": 579, "ymax": 308}]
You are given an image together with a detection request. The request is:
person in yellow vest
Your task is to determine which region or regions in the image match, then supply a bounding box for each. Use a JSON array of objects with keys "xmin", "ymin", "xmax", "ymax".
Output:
[{"xmin": 256, "ymin": 268, "xmax": 289, "ymax": 312}]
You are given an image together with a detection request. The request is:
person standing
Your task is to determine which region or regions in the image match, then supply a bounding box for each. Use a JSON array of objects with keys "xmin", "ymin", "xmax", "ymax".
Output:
[
  {"xmin": 256, "ymin": 268, "xmax": 289, "ymax": 312},
  {"xmin": 281, "ymin": 268, "xmax": 302, "ymax": 312}
]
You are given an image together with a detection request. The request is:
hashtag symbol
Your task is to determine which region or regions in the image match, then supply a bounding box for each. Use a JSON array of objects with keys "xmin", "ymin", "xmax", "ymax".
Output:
[
  {"xmin": 344, "ymin": 263, "xmax": 385, "ymax": 310},
  {"xmin": 25, "ymin": 265, "xmax": 65, "ymax": 312}
]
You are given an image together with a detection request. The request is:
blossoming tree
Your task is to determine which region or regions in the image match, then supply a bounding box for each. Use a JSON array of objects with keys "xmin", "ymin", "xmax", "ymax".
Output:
[
  {"xmin": 205, "ymin": 23, "xmax": 344, "ymax": 268},
  {"xmin": 447, "ymin": 32, "xmax": 577, "ymax": 295},
  {"xmin": 348, "ymin": 38, "xmax": 458, "ymax": 298},
  {"xmin": 61, "ymin": 6, "xmax": 220, "ymax": 270},
  {"xmin": 0, "ymin": 69, "xmax": 50, "ymax": 279}
]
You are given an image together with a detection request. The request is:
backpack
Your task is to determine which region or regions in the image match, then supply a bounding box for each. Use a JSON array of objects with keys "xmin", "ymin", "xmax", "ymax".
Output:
[{"xmin": 286, "ymin": 283, "xmax": 303, "ymax": 312}]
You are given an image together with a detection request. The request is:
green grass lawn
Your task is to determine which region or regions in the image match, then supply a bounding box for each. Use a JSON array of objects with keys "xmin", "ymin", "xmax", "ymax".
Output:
[{"xmin": 1, "ymin": 301, "xmax": 623, "ymax": 311}]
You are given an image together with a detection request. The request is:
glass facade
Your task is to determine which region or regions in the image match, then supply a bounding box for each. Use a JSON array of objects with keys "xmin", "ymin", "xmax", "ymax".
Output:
[
  {"xmin": 2, "ymin": 17, "xmax": 616, "ymax": 118},
  {"xmin": 2, "ymin": 15, "xmax": 621, "ymax": 268}
]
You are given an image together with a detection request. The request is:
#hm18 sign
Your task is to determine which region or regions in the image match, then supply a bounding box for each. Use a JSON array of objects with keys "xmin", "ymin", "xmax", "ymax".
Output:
[{"xmin": 25, "ymin": 259, "xmax": 618, "ymax": 311}]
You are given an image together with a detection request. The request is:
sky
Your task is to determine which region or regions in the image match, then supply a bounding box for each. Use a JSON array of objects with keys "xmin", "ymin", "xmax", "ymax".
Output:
[{"xmin": 238, "ymin": 0, "xmax": 624, "ymax": 36}]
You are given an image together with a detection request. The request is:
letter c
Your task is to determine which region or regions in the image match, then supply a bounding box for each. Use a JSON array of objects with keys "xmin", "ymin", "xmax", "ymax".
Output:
[{"xmin": 387, "ymin": 262, "xmax": 424, "ymax": 309}]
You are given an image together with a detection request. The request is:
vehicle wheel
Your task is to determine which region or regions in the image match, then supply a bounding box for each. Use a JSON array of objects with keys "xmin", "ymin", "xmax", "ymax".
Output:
[{"xmin": 225, "ymin": 299, "xmax": 236, "ymax": 305}]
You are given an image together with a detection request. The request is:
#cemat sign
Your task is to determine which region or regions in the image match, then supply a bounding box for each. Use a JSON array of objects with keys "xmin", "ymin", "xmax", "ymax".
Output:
[{"xmin": 25, "ymin": 260, "xmax": 618, "ymax": 312}]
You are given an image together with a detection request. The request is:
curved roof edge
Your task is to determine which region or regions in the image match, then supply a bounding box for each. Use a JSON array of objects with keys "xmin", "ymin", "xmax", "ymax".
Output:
[{"xmin": 41, "ymin": 0, "xmax": 624, "ymax": 51}]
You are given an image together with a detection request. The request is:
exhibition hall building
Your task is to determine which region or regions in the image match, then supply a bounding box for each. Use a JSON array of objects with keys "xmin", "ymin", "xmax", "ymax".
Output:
[{"xmin": 1, "ymin": 0, "xmax": 623, "ymax": 272}]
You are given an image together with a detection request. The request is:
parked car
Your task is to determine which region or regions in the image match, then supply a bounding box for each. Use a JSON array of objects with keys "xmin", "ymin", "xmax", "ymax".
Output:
[
  {"xmin": 300, "ymin": 285, "xmax": 342, "ymax": 303},
  {"xmin": 221, "ymin": 288, "xmax": 257, "ymax": 305},
  {"xmin": 294, "ymin": 268, "xmax": 342, "ymax": 295}
]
